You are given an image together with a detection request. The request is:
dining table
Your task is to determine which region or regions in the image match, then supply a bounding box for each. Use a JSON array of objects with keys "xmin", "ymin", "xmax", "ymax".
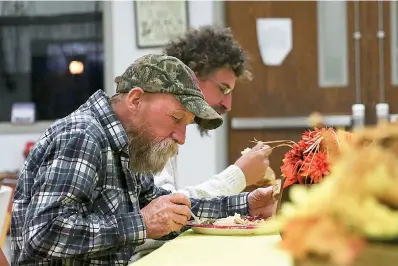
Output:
[{"xmin": 129, "ymin": 229, "xmax": 293, "ymax": 266}]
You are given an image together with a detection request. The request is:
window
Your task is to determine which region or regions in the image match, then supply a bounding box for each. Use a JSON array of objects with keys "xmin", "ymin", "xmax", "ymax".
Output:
[
  {"xmin": 317, "ymin": 0, "xmax": 349, "ymax": 88},
  {"xmin": 0, "ymin": 1, "xmax": 103, "ymax": 122},
  {"xmin": 391, "ymin": 1, "xmax": 398, "ymax": 85}
]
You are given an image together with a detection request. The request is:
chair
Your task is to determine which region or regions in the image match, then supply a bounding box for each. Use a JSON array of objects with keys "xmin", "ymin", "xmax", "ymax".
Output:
[
  {"xmin": 0, "ymin": 186, "xmax": 12, "ymax": 247},
  {"xmin": 0, "ymin": 248, "xmax": 9, "ymax": 266}
]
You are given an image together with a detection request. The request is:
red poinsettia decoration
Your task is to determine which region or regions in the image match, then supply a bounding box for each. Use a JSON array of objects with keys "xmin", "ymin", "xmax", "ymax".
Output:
[
  {"xmin": 23, "ymin": 141, "xmax": 35, "ymax": 158},
  {"xmin": 281, "ymin": 127, "xmax": 344, "ymax": 188}
]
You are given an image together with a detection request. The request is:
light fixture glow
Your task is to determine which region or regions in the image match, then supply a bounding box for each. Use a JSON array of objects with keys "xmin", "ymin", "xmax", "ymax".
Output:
[{"xmin": 69, "ymin": 60, "xmax": 84, "ymax": 74}]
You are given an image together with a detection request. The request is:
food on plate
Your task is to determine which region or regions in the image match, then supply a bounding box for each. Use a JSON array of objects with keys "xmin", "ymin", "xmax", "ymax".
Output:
[{"xmin": 195, "ymin": 213, "xmax": 268, "ymax": 227}]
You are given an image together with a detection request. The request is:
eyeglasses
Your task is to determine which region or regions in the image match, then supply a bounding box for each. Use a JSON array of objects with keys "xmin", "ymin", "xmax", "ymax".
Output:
[{"xmin": 208, "ymin": 79, "xmax": 233, "ymax": 95}]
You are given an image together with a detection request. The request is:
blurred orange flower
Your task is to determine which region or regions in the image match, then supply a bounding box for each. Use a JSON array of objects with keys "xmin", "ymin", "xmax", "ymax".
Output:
[{"xmin": 281, "ymin": 127, "xmax": 351, "ymax": 188}]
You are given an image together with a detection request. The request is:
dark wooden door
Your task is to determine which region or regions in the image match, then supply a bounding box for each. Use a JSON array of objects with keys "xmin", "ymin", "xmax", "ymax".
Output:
[{"xmin": 225, "ymin": 1, "xmax": 382, "ymax": 183}]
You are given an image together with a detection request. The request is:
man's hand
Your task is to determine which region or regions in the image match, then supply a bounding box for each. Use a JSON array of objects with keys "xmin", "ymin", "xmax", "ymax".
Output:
[
  {"xmin": 247, "ymin": 187, "xmax": 278, "ymax": 218},
  {"xmin": 234, "ymin": 141, "xmax": 272, "ymax": 186},
  {"xmin": 141, "ymin": 193, "xmax": 191, "ymax": 239}
]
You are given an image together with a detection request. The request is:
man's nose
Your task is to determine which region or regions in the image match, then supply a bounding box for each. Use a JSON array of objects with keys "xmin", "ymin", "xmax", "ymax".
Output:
[
  {"xmin": 221, "ymin": 94, "xmax": 232, "ymax": 112},
  {"xmin": 172, "ymin": 125, "xmax": 187, "ymax": 145}
]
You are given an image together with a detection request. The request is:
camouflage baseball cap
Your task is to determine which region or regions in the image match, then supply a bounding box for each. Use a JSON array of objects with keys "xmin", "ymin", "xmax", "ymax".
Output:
[{"xmin": 114, "ymin": 54, "xmax": 223, "ymax": 130}]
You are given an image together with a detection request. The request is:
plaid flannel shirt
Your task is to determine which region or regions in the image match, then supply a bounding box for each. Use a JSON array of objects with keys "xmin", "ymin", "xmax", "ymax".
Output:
[{"xmin": 11, "ymin": 90, "xmax": 249, "ymax": 265}]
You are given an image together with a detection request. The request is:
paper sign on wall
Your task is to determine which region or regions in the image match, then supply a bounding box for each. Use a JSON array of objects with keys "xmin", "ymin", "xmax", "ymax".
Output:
[{"xmin": 256, "ymin": 18, "xmax": 293, "ymax": 66}]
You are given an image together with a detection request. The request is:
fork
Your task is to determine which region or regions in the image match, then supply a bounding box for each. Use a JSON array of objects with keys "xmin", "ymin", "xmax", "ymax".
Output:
[{"xmin": 190, "ymin": 210, "xmax": 201, "ymax": 224}]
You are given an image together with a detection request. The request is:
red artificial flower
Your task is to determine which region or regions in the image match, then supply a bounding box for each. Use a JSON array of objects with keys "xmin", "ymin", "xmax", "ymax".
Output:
[
  {"xmin": 281, "ymin": 127, "xmax": 339, "ymax": 189},
  {"xmin": 23, "ymin": 141, "xmax": 35, "ymax": 158},
  {"xmin": 299, "ymin": 152, "xmax": 329, "ymax": 184},
  {"xmin": 281, "ymin": 145, "xmax": 303, "ymax": 187}
]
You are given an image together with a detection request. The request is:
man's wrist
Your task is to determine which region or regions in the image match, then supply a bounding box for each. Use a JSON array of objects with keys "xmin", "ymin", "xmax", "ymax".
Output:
[{"xmin": 246, "ymin": 191, "xmax": 252, "ymax": 215}]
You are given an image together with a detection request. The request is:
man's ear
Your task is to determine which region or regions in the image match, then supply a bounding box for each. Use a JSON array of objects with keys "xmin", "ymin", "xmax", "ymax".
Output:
[{"xmin": 126, "ymin": 87, "xmax": 145, "ymax": 113}]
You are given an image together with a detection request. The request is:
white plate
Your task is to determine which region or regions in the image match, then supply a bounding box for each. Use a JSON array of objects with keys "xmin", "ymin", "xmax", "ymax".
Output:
[{"xmin": 188, "ymin": 218, "xmax": 280, "ymax": 236}]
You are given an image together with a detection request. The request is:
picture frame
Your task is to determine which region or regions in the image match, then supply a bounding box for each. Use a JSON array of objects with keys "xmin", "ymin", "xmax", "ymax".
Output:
[{"xmin": 134, "ymin": 0, "xmax": 189, "ymax": 49}]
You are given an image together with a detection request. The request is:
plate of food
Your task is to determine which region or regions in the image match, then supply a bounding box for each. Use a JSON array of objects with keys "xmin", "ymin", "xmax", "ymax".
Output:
[{"xmin": 187, "ymin": 213, "xmax": 280, "ymax": 236}]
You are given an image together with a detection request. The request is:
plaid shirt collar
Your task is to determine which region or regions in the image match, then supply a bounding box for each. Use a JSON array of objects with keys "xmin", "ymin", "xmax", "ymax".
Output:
[{"xmin": 88, "ymin": 90, "xmax": 129, "ymax": 152}]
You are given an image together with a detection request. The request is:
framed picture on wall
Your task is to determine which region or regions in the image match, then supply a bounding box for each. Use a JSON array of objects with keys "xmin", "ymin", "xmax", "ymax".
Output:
[{"xmin": 134, "ymin": 0, "xmax": 189, "ymax": 48}]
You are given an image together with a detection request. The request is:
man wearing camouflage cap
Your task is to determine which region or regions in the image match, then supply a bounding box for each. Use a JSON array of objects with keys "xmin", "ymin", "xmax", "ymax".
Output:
[{"xmin": 11, "ymin": 54, "xmax": 275, "ymax": 265}]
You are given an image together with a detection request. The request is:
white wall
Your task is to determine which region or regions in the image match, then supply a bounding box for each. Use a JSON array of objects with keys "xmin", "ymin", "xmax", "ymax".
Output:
[
  {"xmin": 0, "ymin": 0, "xmax": 229, "ymax": 188},
  {"xmin": 0, "ymin": 133, "xmax": 42, "ymax": 173},
  {"xmin": 105, "ymin": 0, "xmax": 228, "ymax": 188}
]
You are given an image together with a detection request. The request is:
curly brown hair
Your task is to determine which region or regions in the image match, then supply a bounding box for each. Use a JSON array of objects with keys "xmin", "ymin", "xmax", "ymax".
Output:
[{"xmin": 163, "ymin": 25, "xmax": 252, "ymax": 81}]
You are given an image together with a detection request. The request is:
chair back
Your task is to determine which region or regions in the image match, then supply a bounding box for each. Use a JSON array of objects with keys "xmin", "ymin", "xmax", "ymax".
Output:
[
  {"xmin": 0, "ymin": 248, "xmax": 9, "ymax": 266},
  {"xmin": 0, "ymin": 186, "xmax": 12, "ymax": 233}
]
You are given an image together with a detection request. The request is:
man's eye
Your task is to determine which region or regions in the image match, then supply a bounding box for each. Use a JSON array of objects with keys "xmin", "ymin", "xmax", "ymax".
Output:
[
  {"xmin": 219, "ymin": 85, "xmax": 231, "ymax": 95},
  {"xmin": 171, "ymin": 116, "xmax": 181, "ymax": 123},
  {"xmin": 221, "ymin": 86, "xmax": 232, "ymax": 95}
]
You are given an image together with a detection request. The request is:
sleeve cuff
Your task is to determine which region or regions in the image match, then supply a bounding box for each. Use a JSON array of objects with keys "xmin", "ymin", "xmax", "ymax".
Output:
[
  {"xmin": 227, "ymin": 192, "xmax": 250, "ymax": 216},
  {"xmin": 116, "ymin": 212, "xmax": 147, "ymax": 246}
]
